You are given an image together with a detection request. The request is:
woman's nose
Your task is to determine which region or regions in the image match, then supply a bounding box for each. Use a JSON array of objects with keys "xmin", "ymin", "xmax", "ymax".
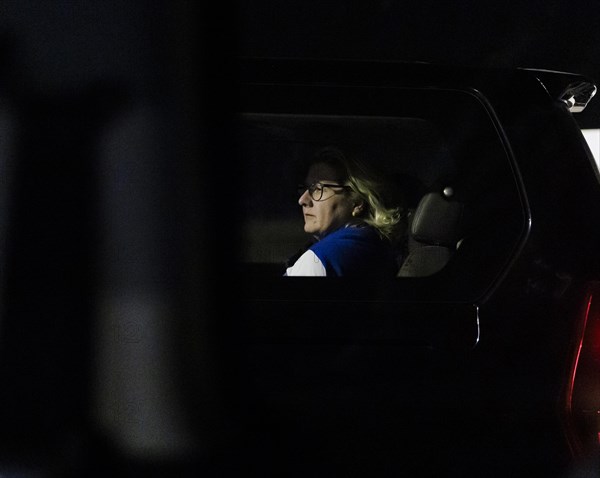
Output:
[{"xmin": 298, "ymin": 189, "xmax": 311, "ymax": 206}]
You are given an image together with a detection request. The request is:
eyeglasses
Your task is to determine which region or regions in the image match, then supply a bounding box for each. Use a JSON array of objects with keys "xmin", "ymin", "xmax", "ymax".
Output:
[{"xmin": 297, "ymin": 182, "xmax": 351, "ymax": 201}]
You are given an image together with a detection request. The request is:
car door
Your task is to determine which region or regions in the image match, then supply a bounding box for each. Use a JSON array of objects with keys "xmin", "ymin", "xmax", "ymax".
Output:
[{"xmin": 228, "ymin": 58, "xmax": 528, "ymax": 475}]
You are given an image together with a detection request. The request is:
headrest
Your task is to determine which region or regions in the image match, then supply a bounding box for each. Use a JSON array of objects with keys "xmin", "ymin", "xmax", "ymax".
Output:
[{"xmin": 410, "ymin": 187, "xmax": 463, "ymax": 247}]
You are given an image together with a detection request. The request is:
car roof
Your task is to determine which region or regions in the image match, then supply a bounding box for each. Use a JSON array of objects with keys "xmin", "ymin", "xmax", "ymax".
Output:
[{"xmin": 238, "ymin": 57, "xmax": 597, "ymax": 113}]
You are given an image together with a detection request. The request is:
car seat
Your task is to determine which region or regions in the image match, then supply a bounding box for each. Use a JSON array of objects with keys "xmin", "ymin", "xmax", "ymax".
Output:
[{"xmin": 397, "ymin": 186, "xmax": 464, "ymax": 277}]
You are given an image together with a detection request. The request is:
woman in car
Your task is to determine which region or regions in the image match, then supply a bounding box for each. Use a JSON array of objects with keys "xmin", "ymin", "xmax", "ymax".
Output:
[{"xmin": 285, "ymin": 146, "xmax": 405, "ymax": 277}]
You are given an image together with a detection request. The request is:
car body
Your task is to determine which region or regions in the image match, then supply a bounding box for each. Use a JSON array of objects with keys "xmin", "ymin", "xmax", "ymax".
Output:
[{"xmin": 225, "ymin": 57, "xmax": 600, "ymax": 476}]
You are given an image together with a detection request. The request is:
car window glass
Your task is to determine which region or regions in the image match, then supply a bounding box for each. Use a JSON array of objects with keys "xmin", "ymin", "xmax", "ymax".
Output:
[{"xmin": 235, "ymin": 87, "xmax": 526, "ymax": 303}]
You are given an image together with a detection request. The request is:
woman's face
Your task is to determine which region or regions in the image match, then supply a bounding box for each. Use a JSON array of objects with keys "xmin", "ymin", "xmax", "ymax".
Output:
[{"xmin": 298, "ymin": 162, "xmax": 359, "ymax": 238}]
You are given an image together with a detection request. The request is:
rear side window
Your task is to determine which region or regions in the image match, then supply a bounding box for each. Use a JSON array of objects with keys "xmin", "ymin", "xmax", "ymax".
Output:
[{"xmin": 235, "ymin": 85, "xmax": 526, "ymax": 303}]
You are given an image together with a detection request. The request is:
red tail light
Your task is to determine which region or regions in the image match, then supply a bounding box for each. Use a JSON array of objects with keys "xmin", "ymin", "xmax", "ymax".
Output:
[{"xmin": 564, "ymin": 281, "xmax": 600, "ymax": 456}]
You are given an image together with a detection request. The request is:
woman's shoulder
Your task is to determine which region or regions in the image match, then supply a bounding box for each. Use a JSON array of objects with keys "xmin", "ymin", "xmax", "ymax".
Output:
[
  {"xmin": 285, "ymin": 249, "xmax": 326, "ymax": 276},
  {"xmin": 321, "ymin": 224, "xmax": 380, "ymax": 242},
  {"xmin": 310, "ymin": 225, "xmax": 396, "ymax": 277},
  {"xmin": 311, "ymin": 225, "xmax": 384, "ymax": 255}
]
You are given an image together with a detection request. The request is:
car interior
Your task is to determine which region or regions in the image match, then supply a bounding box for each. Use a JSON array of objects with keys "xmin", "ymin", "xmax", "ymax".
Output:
[{"xmin": 235, "ymin": 86, "xmax": 527, "ymax": 304}]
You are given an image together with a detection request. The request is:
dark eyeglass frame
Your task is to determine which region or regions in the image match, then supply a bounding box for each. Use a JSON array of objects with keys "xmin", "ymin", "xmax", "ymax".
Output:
[{"xmin": 298, "ymin": 182, "xmax": 352, "ymax": 201}]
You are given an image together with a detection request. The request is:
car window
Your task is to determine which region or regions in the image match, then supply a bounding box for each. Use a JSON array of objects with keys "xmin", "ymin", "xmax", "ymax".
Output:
[{"xmin": 236, "ymin": 86, "xmax": 527, "ymax": 303}]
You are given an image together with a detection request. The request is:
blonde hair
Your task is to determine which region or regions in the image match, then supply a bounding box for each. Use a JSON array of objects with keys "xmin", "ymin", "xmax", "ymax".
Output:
[{"xmin": 312, "ymin": 146, "xmax": 405, "ymax": 244}]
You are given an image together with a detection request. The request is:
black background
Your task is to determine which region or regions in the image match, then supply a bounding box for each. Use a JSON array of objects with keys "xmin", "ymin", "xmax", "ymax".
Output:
[
  {"xmin": 1, "ymin": 1, "xmax": 599, "ymax": 125},
  {"xmin": 0, "ymin": 0, "xmax": 599, "ymax": 474}
]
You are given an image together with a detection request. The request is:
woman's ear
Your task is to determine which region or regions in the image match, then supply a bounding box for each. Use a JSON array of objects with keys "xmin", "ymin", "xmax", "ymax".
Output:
[{"xmin": 352, "ymin": 202, "xmax": 365, "ymax": 217}]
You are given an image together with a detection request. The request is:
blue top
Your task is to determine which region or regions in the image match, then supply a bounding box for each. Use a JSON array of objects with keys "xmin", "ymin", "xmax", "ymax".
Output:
[{"xmin": 308, "ymin": 225, "xmax": 397, "ymax": 277}]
